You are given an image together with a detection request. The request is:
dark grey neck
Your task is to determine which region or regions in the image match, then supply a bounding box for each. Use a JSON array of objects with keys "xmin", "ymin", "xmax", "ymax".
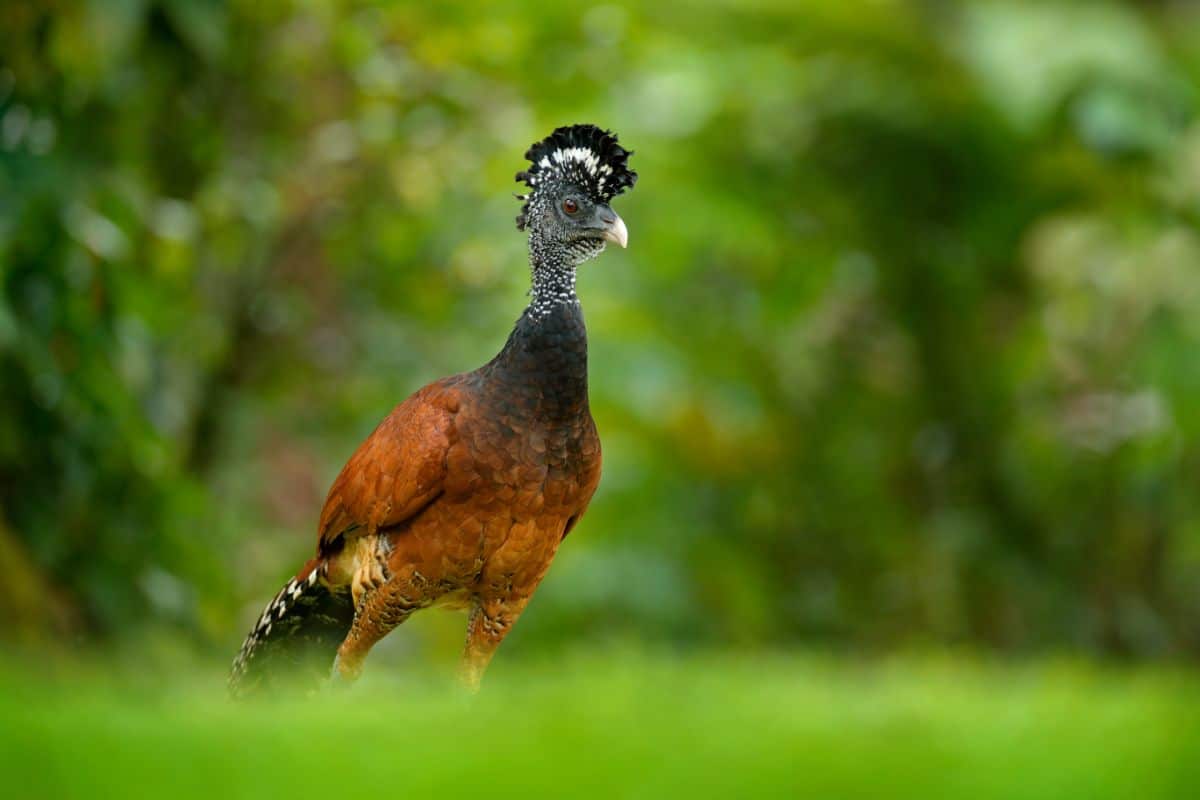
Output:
[{"xmin": 486, "ymin": 252, "xmax": 589, "ymax": 422}]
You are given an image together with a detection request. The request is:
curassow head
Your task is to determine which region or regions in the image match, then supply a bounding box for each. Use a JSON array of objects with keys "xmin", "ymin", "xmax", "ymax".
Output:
[{"xmin": 516, "ymin": 124, "xmax": 637, "ymax": 266}]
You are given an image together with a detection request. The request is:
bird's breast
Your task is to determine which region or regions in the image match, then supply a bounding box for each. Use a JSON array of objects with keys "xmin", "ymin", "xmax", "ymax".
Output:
[{"xmin": 384, "ymin": 406, "xmax": 599, "ymax": 593}]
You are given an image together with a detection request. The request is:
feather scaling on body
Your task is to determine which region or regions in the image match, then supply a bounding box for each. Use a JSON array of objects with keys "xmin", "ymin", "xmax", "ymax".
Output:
[{"xmin": 230, "ymin": 124, "xmax": 637, "ymax": 696}]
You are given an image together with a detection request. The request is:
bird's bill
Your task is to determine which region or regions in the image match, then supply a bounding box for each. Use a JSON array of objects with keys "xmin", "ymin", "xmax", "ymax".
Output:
[{"xmin": 602, "ymin": 212, "xmax": 629, "ymax": 248}]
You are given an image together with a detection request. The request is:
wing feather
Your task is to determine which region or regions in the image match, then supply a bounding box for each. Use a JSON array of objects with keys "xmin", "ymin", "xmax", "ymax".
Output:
[{"xmin": 316, "ymin": 378, "xmax": 463, "ymax": 555}]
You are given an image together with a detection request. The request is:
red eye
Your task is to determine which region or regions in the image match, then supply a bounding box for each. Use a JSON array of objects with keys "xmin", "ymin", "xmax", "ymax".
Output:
[{"xmin": 562, "ymin": 198, "xmax": 579, "ymax": 214}]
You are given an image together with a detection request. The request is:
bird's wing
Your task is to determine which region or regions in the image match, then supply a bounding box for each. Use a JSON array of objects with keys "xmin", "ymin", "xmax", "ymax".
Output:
[
  {"xmin": 562, "ymin": 419, "xmax": 602, "ymax": 540},
  {"xmin": 316, "ymin": 378, "xmax": 463, "ymax": 555}
]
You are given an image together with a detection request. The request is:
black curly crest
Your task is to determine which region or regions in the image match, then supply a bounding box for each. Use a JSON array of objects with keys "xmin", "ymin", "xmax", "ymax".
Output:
[{"xmin": 516, "ymin": 124, "xmax": 637, "ymax": 230}]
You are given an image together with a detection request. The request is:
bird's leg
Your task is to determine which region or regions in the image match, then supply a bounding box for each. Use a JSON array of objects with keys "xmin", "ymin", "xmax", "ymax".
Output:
[
  {"xmin": 332, "ymin": 610, "xmax": 409, "ymax": 684},
  {"xmin": 458, "ymin": 596, "xmax": 529, "ymax": 693},
  {"xmin": 333, "ymin": 573, "xmax": 426, "ymax": 684}
]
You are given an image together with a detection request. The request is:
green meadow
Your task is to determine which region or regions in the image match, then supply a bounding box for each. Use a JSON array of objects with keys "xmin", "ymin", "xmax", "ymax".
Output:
[{"xmin": 3, "ymin": 651, "xmax": 1197, "ymax": 799}]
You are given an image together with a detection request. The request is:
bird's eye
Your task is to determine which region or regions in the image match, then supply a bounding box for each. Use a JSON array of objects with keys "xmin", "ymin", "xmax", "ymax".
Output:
[{"xmin": 562, "ymin": 198, "xmax": 579, "ymax": 214}]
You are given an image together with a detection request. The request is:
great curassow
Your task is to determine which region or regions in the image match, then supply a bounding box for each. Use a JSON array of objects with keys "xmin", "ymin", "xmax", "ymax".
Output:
[{"xmin": 229, "ymin": 124, "xmax": 637, "ymax": 696}]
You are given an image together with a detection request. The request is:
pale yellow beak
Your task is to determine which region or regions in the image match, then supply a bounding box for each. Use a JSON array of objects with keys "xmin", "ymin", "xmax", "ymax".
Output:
[{"xmin": 602, "ymin": 213, "xmax": 629, "ymax": 248}]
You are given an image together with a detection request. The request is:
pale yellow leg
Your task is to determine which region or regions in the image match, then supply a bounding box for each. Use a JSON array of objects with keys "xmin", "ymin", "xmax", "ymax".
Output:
[{"xmin": 458, "ymin": 596, "xmax": 530, "ymax": 693}]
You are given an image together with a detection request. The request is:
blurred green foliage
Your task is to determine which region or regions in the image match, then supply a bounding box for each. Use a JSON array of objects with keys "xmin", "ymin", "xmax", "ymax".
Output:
[{"xmin": 3, "ymin": 0, "xmax": 1200, "ymax": 661}]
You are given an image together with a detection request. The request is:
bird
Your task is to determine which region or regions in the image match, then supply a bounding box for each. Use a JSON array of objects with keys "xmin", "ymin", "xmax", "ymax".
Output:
[{"xmin": 229, "ymin": 124, "xmax": 637, "ymax": 695}]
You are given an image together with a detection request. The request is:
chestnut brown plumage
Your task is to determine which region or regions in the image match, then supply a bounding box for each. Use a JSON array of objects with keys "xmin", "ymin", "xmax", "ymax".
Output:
[{"xmin": 230, "ymin": 125, "xmax": 635, "ymax": 695}]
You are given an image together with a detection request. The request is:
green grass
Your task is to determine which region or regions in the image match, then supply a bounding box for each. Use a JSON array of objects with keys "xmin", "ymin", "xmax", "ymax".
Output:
[{"xmin": 2, "ymin": 651, "xmax": 1197, "ymax": 799}]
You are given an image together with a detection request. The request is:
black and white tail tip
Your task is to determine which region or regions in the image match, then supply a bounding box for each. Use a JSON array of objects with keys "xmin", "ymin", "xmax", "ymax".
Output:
[{"xmin": 228, "ymin": 569, "xmax": 320, "ymax": 688}]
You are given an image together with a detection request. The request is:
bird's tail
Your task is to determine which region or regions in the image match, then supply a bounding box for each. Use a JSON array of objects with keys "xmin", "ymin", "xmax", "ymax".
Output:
[{"xmin": 228, "ymin": 559, "xmax": 354, "ymax": 697}]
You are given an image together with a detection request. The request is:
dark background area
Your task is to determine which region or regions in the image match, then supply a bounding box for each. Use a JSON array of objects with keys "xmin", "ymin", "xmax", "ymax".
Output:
[{"xmin": 4, "ymin": 0, "xmax": 1200, "ymax": 666}]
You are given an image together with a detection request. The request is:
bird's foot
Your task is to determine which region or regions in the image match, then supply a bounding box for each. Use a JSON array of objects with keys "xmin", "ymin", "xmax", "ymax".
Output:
[{"xmin": 329, "ymin": 654, "xmax": 363, "ymax": 689}]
